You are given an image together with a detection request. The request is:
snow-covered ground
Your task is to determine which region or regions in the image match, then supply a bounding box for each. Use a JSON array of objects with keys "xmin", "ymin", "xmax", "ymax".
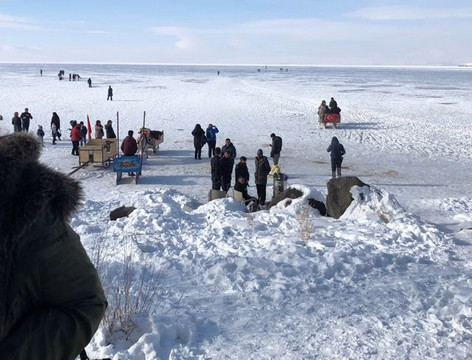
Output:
[{"xmin": 1, "ymin": 64, "xmax": 471, "ymax": 359}]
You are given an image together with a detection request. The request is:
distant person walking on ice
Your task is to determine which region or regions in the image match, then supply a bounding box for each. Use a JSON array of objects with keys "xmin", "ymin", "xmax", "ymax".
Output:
[
  {"xmin": 327, "ymin": 136, "xmax": 346, "ymax": 178},
  {"xmin": 87, "ymin": 78, "xmax": 92, "ymax": 87},
  {"xmin": 107, "ymin": 86, "xmax": 113, "ymax": 100},
  {"xmin": 20, "ymin": 108, "xmax": 33, "ymax": 132}
]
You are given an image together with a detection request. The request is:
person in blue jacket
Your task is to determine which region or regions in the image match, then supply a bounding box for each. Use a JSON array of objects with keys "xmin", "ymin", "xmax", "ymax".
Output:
[{"xmin": 206, "ymin": 124, "xmax": 219, "ymax": 158}]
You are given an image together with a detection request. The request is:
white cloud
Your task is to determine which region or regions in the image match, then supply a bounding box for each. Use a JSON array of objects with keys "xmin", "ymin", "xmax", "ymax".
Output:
[
  {"xmin": 146, "ymin": 16, "xmax": 472, "ymax": 65},
  {"xmin": 345, "ymin": 6, "xmax": 472, "ymax": 20},
  {"xmin": 0, "ymin": 13, "xmax": 38, "ymax": 30},
  {"xmin": 0, "ymin": 44, "xmax": 42, "ymax": 52}
]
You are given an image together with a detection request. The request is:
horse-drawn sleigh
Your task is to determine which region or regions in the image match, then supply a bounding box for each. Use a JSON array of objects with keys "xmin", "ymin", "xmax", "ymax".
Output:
[{"xmin": 137, "ymin": 128, "xmax": 164, "ymax": 155}]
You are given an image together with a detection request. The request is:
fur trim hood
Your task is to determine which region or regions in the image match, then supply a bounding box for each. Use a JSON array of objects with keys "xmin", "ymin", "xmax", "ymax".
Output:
[
  {"xmin": 0, "ymin": 133, "xmax": 82, "ymax": 240},
  {"xmin": 0, "ymin": 133, "xmax": 83, "ymax": 334}
]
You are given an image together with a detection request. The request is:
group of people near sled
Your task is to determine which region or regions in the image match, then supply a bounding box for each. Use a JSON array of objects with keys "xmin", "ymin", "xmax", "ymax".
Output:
[{"xmin": 190, "ymin": 123, "xmax": 284, "ymax": 209}]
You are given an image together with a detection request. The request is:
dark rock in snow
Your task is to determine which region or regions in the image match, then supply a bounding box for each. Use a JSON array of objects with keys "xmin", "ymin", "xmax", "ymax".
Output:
[
  {"xmin": 110, "ymin": 205, "xmax": 136, "ymax": 220},
  {"xmin": 326, "ymin": 176, "xmax": 368, "ymax": 219},
  {"xmin": 308, "ymin": 198, "xmax": 327, "ymax": 216},
  {"xmin": 268, "ymin": 188, "xmax": 303, "ymax": 209}
]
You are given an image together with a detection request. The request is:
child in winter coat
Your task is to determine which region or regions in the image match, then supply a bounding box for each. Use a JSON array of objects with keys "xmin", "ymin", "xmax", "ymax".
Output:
[
  {"xmin": 36, "ymin": 125, "xmax": 45, "ymax": 146},
  {"xmin": 79, "ymin": 121, "xmax": 88, "ymax": 145}
]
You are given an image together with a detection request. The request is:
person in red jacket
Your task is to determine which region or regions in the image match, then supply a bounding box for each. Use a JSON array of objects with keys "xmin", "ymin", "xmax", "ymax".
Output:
[
  {"xmin": 121, "ymin": 130, "xmax": 138, "ymax": 156},
  {"xmin": 70, "ymin": 121, "xmax": 82, "ymax": 156}
]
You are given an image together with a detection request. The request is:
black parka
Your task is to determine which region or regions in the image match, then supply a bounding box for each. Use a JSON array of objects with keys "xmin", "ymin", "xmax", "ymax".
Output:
[
  {"xmin": 254, "ymin": 155, "xmax": 271, "ymax": 185},
  {"xmin": 327, "ymin": 136, "xmax": 346, "ymax": 161},
  {"xmin": 0, "ymin": 133, "xmax": 107, "ymax": 359}
]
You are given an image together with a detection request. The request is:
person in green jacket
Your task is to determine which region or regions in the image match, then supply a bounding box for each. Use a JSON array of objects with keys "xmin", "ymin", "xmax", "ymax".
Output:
[{"xmin": 0, "ymin": 132, "xmax": 107, "ymax": 359}]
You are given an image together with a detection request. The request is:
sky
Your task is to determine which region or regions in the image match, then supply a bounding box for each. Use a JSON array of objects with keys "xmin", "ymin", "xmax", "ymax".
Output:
[{"xmin": 1, "ymin": 0, "xmax": 472, "ymax": 66}]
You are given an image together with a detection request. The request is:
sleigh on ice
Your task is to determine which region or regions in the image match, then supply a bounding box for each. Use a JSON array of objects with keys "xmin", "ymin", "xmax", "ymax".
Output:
[
  {"xmin": 320, "ymin": 113, "xmax": 341, "ymax": 129},
  {"xmin": 137, "ymin": 128, "xmax": 164, "ymax": 155},
  {"xmin": 78, "ymin": 139, "xmax": 119, "ymax": 167}
]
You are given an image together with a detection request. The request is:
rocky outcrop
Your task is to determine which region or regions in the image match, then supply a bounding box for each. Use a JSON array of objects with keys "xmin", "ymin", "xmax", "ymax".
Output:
[
  {"xmin": 326, "ymin": 177, "xmax": 368, "ymax": 219},
  {"xmin": 268, "ymin": 188, "xmax": 303, "ymax": 209},
  {"xmin": 110, "ymin": 205, "xmax": 136, "ymax": 220}
]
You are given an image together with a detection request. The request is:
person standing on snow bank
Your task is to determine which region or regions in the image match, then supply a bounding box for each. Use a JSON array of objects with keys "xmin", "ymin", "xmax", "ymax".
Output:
[
  {"xmin": 327, "ymin": 136, "xmax": 346, "ymax": 178},
  {"xmin": 270, "ymin": 133, "xmax": 282, "ymax": 165},
  {"xmin": 211, "ymin": 147, "xmax": 223, "ymax": 190},
  {"xmin": 254, "ymin": 149, "xmax": 271, "ymax": 205},
  {"xmin": 221, "ymin": 150, "xmax": 234, "ymax": 192},
  {"xmin": 234, "ymin": 156, "xmax": 249, "ymax": 185},
  {"xmin": 221, "ymin": 138, "xmax": 237, "ymax": 162},
  {"xmin": 0, "ymin": 133, "xmax": 107, "ymax": 359}
]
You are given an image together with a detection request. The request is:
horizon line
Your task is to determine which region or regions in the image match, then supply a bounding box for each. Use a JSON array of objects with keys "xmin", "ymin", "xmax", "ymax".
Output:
[{"xmin": 0, "ymin": 61, "xmax": 469, "ymax": 69}]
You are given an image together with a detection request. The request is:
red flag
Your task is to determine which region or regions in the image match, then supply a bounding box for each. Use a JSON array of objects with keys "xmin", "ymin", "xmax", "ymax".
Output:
[{"xmin": 87, "ymin": 115, "xmax": 92, "ymax": 140}]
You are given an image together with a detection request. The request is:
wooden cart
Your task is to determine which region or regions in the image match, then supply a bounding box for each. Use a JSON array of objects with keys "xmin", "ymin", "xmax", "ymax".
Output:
[
  {"xmin": 79, "ymin": 139, "xmax": 119, "ymax": 167},
  {"xmin": 113, "ymin": 155, "xmax": 142, "ymax": 185}
]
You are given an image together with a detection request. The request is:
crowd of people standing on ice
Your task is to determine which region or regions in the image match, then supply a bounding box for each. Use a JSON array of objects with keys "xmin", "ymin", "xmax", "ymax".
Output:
[{"xmin": 190, "ymin": 122, "xmax": 285, "ymax": 208}]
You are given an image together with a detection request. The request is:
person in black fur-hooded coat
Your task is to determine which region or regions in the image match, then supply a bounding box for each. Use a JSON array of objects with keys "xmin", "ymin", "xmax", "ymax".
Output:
[{"xmin": 0, "ymin": 132, "xmax": 107, "ymax": 359}]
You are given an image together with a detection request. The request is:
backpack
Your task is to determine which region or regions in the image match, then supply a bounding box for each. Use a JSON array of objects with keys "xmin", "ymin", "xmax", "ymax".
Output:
[{"xmin": 201, "ymin": 133, "xmax": 207, "ymax": 146}]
